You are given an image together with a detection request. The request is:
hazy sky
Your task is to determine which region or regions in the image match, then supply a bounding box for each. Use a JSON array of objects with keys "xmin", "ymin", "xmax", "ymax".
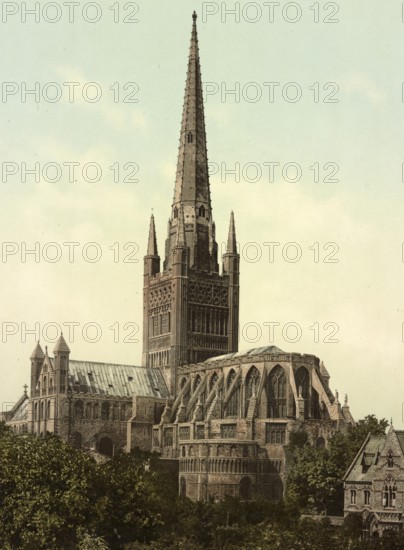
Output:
[{"xmin": 1, "ymin": 0, "xmax": 403, "ymax": 423}]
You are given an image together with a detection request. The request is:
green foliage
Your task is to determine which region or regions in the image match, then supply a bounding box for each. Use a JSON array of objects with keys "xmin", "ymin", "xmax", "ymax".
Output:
[
  {"xmin": 0, "ymin": 430, "xmax": 176, "ymax": 549},
  {"xmin": 285, "ymin": 415, "xmax": 389, "ymax": 515},
  {"xmin": 0, "ymin": 415, "xmax": 392, "ymax": 549}
]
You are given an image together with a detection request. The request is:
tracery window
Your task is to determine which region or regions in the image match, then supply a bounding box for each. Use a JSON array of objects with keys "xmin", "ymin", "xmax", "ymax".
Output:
[
  {"xmin": 350, "ymin": 490, "xmax": 356, "ymax": 505},
  {"xmin": 187, "ymin": 132, "xmax": 193, "ymax": 143},
  {"xmin": 266, "ymin": 423, "xmax": 286, "ymax": 444},
  {"xmin": 268, "ymin": 365, "xmax": 287, "ymax": 418},
  {"xmin": 225, "ymin": 369, "xmax": 240, "ymax": 417}
]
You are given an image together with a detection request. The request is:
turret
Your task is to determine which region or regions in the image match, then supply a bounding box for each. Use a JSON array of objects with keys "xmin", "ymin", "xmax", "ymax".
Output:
[
  {"xmin": 144, "ymin": 213, "xmax": 160, "ymax": 277},
  {"xmin": 53, "ymin": 333, "xmax": 70, "ymax": 393},
  {"xmin": 222, "ymin": 211, "xmax": 240, "ymax": 352},
  {"xmin": 30, "ymin": 341, "xmax": 45, "ymax": 398}
]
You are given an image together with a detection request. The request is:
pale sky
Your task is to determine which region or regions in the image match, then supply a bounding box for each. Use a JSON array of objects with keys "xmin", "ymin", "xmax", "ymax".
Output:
[{"xmin": 1, "ymin": 0, "xmax": 404, "ymax": 423}]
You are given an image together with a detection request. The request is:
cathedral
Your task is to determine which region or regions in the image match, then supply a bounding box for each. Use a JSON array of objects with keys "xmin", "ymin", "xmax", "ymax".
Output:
[{"xmin": 2, "ymin": 12, "xmax": 354, "ymax": 501}]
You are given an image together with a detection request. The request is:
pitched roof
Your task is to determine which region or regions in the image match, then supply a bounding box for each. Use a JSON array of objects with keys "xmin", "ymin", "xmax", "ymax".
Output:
[
  {"xmin": 344, "ymin": 433, "xmax": 386, "ymax": 483},
  {"xmin": 30, "ymin": 341, "xmax": 45, "ymax": 360},
  {"xmin": 65, "ymin": 360, "xmax": 168, "ymax": 399},
  {"xmin": 53, "ymin": 333, "xmax": 70, "ymax": 354},
  {"xmin": 204, "ymin": 346, "xmax": 285, "ymax": 363},
  {"xmin": 8, "ymin": 394, "xmax": 29, "ymax": 422},
  {"xmin": 395, "ymin": 430, "xmax": 404, "ymax": 454}
]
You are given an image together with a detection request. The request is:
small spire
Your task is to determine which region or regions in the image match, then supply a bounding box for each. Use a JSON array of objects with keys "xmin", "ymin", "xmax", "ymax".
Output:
[
  {"xmin": 53, "ymin": 333, "xmax": 70, "ymax": 355},
  {"xmin": 175, "ymin": 205, "xmax": 187, "ymax": 247},
  {"xmin": 226, "ymin": 211, "xmax": 237, "ymax": 254},
  {"xmin": 192, "ymin": 10, "xmax": 197, "ymax": 21},
  {"xmin": 23, "ymin": 384, "xmax": 28, "ymax": 395},
  {"xmin": 344, "ymin": 394, "xmax": 348, "ymax": 406},
  {"xmin": 147, "ymin": 213, "xmax": 158, "ymax": 256}
]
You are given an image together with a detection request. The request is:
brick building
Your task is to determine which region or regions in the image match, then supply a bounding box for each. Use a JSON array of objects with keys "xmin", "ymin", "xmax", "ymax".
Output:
[{"xmin": 344, "ymin": 425, "xmax": 404, "ymax": 538}]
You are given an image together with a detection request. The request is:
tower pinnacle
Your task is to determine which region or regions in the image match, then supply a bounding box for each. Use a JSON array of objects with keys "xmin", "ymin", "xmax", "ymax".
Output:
[
  {"xmin": 147, "ymin": 213, "xmax": 158, "ymax": 256},
  {"xmin": 226, "ymin": 211, "xmax": 237, "ymax": 254}
]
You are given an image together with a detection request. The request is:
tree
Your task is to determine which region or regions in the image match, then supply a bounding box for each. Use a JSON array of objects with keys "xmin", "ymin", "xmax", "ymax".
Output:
[{"xmin": 286, "ymin": 415, "xmax": 389, "ymax": 515}]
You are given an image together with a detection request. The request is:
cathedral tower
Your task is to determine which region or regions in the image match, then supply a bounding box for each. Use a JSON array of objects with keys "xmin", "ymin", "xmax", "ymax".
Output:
[{"xmin": 142, "ymin": 12, "xmax": 240, "ymax": 396}]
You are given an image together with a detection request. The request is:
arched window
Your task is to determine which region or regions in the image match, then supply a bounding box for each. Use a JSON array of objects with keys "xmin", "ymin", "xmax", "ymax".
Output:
[
  {"xmin": 34, "ymin": 402, "xmax": 38, "ymax": 421},
  {"xmin": 187, "ymin": 132, "xmax": 193, "ymax": 143},
  {"xmin": 101, "ymin": 402, "xmax": 110, "ymax": 421},
  {"xmin": 93, "ymin": 403, "xmax": 99, "ymax": 420},
  {"xmin": 49, "ymin": 378, "xmax": 53, "ymax": 391},
  {"xmin": 120, "ymin": 404, "xmax": 127, "ymax": 421},
  {"xmin": 225, "ymin": 369, "xmax": 239, "ymax": 417},
  {"xmin": 387, "ymin": 450, "xmax": 394, "ymax": 468},
  {"xmin": 86, "ymin": 403, "xmax": 92, "ymax": 420},
  {"xmin": 173, "ymin": 207, "xmax": 178, "ymax": 219},
  {"xmin": 74, "ymin": 401, "xmax": 84, "ymax": 420},
  {"xmin": 268, "ymin": 365, "xmax": 287, "ymax": 418},
  {"xmin": 198, "ymin": 204, "xmax": 205, "ymax": 218},
  {"xmin": 245, "ymin": 367, "xmax": 260, "ymax": 414},
  {"xmin": 295, "ymin": 367, "xmax": 310, "ymax": 418},
  {"xmin": 47, "ymin": 401, "xmax": 51, "ymax": 420},
  {"xmin": 40, "ymin": 401, "xmax": 44, "ymax": 420},
  {"xmin": 209, "ymin": 372, "xmax": 218, "ymax": 393}
]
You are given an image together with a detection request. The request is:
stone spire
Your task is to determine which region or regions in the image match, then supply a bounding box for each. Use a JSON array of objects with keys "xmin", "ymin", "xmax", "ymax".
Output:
[
  {"xmin": 226, "ymin": 211, "xmax": 237, "ymax": 254},
  {"xmin": 53, "ymin": 333, "xmax": 70, "ymax": 355},
  {"xmin": 30, "ymin": 341, "xmax": 45, "ymax": 360},
  {"xmin": 147, "ymin": 213, "xmax": 158, "ymax": 256},
  {"xmin": 163, "ymin": 11, "xmax": 217, "ymax": 272},
  {"xmin": 173, "ymin": 11, "xmax": 211, "ymax": 212}
]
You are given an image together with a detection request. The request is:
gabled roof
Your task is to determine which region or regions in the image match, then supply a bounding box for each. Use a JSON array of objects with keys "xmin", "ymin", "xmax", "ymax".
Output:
[
  {"xmin": 395, "ymin": 430, "xmax": 404, "ymax": 454},
  {"xmin": 63, "ymin": 360, "xmax": 168, "ymax": 399}
]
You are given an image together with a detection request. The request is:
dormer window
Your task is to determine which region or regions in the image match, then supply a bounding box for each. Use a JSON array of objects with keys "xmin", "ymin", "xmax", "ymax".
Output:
[
  {"xmin": 387, "ymin": 450, "xmax": 394, "ymax": 468},
  {"xmin": 187, "ymin": 132, "xmax": 193, "ymax": 143}
]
